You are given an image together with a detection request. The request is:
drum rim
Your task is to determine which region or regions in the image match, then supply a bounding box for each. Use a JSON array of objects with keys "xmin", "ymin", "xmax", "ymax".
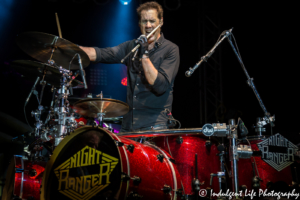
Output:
[
  {"xmin": 118, "ymin": 128, "xmax": 205, "ymax": 138},
  {"xmin": 40, "ymin": 126, "xmax": 123, "ymax": 200}
]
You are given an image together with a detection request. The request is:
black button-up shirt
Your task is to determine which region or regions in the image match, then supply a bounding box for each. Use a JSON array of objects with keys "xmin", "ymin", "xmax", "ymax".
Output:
[{"xmin": 94, "ymin": 33, "xmax": 180, "ymax": 132}]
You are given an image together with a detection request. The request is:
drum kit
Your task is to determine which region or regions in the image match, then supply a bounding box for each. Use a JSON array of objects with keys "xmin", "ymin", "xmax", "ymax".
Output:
[{"xmin": 1, "ymin": 23, "xmax": 298, "ymax": 200}]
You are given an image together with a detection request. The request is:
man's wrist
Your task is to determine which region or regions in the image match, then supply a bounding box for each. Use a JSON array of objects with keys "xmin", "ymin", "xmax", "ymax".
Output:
[{"xmin": 142, "ymin": 54, "xmax": 149, "ymax": 59}]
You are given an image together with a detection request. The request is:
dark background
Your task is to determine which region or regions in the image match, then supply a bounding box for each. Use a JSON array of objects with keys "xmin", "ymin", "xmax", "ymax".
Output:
[{"xmin": 0, "ymin": 0, "xmax": 299, "ymax": 143}]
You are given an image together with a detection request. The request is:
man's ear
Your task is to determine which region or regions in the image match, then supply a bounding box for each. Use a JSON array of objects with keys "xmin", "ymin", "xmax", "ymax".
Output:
[{"xmin": 160, "ymin": 18, "xmax": 164, "ymax": 26}]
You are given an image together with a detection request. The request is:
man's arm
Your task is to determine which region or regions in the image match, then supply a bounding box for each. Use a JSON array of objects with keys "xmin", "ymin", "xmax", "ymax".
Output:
[
  {"xmin": 79, "ymin": 46, "xmax": 96, "ymax": 61},
  {"xmin": 141, "ymin": 56, "xmax": 158, "ymax": 85},
  {"xmin": 148, "ymin": 45, "xmax": 180, "ymax": 95}
]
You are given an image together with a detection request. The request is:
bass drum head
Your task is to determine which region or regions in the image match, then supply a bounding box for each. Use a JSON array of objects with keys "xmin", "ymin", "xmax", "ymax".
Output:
[{"xmin": 41, "ymin": 126, "xmax": 122, "ymax": 200}]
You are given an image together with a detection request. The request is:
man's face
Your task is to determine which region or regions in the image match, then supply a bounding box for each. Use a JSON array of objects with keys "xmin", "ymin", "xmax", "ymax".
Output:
[{"xmin": 139, "ymin": 9, "xmax": 162, "ymax": 44}]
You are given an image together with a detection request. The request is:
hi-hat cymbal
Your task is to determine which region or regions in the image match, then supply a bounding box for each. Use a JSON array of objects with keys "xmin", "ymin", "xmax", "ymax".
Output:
[
  {"xmin": 10, "ymin": 60, "xmax": 83, "ymax": 87},
  {"xmin": 16, "ymin": 32, "xmax": 90, "ymax": 70},
  {"xmin": 73, "ymin": 98, "xmax": 129, "ymax": 118}
]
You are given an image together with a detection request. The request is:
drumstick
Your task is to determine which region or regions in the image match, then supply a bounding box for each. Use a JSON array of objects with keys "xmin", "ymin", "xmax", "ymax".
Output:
[{"xmin": 55, "ymin": 13, "xmax": 63, "ymax": 38}]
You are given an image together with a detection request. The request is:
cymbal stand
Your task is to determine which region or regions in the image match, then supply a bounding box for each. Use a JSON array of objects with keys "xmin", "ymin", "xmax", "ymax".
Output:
[
  {"xmin": 97, "ymin": 113, "xmax": 105, "ymax": 128},
  {"xmin": 48, "ymin": 60, "xmax": 77, "ymax": 146},
  {"xmin": 96, "ymin": 92, "xmax": 104, "ymax": 128},
  {"xmin": 31, "ymin": 67, "xmax": 49, "ymax": 137},
  {"xmin": 228, "ymin": 119, "xmax": 240, "ymax": 198}
]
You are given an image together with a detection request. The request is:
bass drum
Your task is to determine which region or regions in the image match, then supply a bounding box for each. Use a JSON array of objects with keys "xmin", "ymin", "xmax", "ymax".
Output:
[
  {"xmin": 238, "ymin": 135, "xmax": 293, "ymax": 190},
  {"xmin": 41, "ymin": 126, "xmax": 182, "ymax": 200},
  {"xmin": 2, "ymin": 155, "xmax": 47, "ymax": 200}
]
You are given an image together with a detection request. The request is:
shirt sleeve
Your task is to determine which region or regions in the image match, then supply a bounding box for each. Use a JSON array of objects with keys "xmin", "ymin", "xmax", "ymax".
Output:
[
  {"xmin": 94, "ymin": 40, "xmax": 134, "ymax": 64},
  {"xmin": 151, "ymin": 44, "xmax": 180, "ymax": 95}
]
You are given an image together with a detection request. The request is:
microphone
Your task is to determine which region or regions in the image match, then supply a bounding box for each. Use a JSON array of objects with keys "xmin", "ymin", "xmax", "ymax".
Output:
[
  {"xmin": 25, "ymin": 77, "xmax": 40, "ymax": 106},
  {"xmin": 77, "ymin": 54, "xmax": 88, "ymax": 89},
  {"xmin": 185, "ymin": 28, "xmax": 233, "ymax": 77}
]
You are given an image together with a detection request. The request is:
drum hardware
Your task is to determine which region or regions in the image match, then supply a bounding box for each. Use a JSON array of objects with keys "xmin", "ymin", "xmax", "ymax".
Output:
[
  {"xmin": 205, "ymin": 139, "xmax": 212, "ymax": 147},
  {"xmin": 127, "ymin": 144, "xmax": 135, "ymax": 153},
  {"xmin": 127, "ymin": 191, "xmax": 143, "ymax": 199},
  {"xmin": 157, "ymin": 154, "xmax": 165, "ymax": 162},
  {"xmin": 192, "ymin": 154, "xmax": 202, "ymax": 195},
  {"xmin": 175, "ymin": 189, "xmax": 184, "ymax": 198},
  {"xmin": 176, "ymin": 136, "xmax": 183, "ymax": 144},
  {"xmin": 210, "ymin": 172, "xmax": 225, "ymax": 191},
  {"xmin": 251, "ymin": 163, "xmax": 262, "ymax": 188},
  {"xmin": 162, "ymin": 185, "xmax": 172, "ymax": 194},
  {"xmin": 253, "ymin": 117, "xmax": 267, "ymax": 136},
  {"xmin": 228, "ymin": 119, "xmax": 239, "ymax": 195},
  {"xmin": 236, "ymin": 145, "xmax": 252, "ymax": 159}
]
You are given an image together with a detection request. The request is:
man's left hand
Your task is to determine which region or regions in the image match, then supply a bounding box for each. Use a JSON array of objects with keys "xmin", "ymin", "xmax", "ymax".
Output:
[{"xmin": 136, "ymin": 35, "xmax": 149, "ymax": 59}]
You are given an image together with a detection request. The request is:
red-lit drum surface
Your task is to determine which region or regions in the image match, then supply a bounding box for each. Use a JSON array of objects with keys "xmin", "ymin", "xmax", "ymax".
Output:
[
  {"xmin": 69, "ymin": 105, "xmax": 87, "ymax": 127},
  {"xmin": 151, "ymin": 134, "xmax": 220, "ymax": 195},
  {"xmin": 41, "ymin": 126, "xmax": 182, "ymax": 200},
  {"xmin": 2, "ymin": 156, "xmax": 46, "ymax": 200},
  {"xmin": 238, "ymin": 136, "xmax": 293, "ymax": 190}
]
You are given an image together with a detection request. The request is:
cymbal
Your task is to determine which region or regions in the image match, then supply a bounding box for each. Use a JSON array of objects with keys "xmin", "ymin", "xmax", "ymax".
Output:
[
  {"xmin": 73, "ymin": 98, "xmax": 129, "ymax": 118},
  {"xmin": 10, "ymin": 60, "xmax": 83, "ymax": 87},
  {"xmin": 68, "ymin": 97, "xmax": 87, "ymax": 105},
  {"xmin": 16, "ymin": 32, "xmax": 90, "ymax": 70}
]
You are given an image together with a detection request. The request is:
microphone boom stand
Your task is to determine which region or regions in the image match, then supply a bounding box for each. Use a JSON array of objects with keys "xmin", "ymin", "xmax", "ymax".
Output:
[
  {"xmin": 226, "ymin": 35, "xmax": 275, "ymax": 126},
  {"xmin": 185, "ymin": 29, "xmax": 232, "ymax": 77}
]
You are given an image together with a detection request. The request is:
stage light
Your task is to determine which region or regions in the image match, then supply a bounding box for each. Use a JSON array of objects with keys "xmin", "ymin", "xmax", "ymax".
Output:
[
  {"xmin": 119, "ymin": 0, "xmax": 131, "ymax": 5},
  {"xmin": 121, "ymin": 77, "xmax": 127, "ymax": 86}
]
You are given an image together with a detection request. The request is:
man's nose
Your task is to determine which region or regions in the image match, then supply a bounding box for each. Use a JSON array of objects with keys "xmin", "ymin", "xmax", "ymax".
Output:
[{"xmin": 145, "ymin": 21, "xmax": 151, "ymax": 27}]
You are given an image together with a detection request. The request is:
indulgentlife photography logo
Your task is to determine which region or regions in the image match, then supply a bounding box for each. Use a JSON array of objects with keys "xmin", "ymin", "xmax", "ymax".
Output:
[{"xmin": 198, "ymin": 189, "xmax": 300, "ymax": 199}]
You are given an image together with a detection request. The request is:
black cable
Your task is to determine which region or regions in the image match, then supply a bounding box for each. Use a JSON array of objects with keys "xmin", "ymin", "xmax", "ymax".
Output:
[{"xmin": 24, "ymin": 103, "xmax": 33, "ymax": 131}]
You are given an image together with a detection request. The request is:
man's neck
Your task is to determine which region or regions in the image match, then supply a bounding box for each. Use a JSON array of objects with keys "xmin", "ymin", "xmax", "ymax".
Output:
[{"xmin": 148, "ymin": 34, "xmax": 161, "ymax": 50}]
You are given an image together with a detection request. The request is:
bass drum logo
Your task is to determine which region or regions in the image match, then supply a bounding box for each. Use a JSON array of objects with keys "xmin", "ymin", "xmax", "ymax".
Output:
[
  {"xmin": 257, "ymin": 133, "xmax": 298, "ymax": 171},
  {"xmin": 54, "ymin": 146, "xmax": 119, "ymax": 200}
]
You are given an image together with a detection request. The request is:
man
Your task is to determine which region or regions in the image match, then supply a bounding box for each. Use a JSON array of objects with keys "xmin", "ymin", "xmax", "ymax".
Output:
[{"xmin": 80, "ymin": 1, "xmax": 179, "ymax": 132}]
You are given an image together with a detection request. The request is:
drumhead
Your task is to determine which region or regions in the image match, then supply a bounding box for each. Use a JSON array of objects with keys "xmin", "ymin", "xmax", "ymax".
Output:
[{"xmin": 41, "ymin": 126, "xmax": 122, "ymax": 200}]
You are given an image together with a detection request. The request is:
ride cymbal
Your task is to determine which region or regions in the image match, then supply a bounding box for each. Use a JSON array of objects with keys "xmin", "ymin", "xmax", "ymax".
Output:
[{"xmin": 16, "ymin": 32, "xmax": 90, "ymax": 70}]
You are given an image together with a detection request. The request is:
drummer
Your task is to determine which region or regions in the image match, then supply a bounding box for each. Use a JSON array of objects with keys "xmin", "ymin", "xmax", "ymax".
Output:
[{"xmin": 80, "ymin": 1, "xmax": 180, "ymax": 132}]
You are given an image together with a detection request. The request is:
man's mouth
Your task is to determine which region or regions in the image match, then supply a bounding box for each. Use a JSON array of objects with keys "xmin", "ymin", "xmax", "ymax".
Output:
[{"xmin": 145, "ymin": 30, "xmax": 153, "ymax": 36}]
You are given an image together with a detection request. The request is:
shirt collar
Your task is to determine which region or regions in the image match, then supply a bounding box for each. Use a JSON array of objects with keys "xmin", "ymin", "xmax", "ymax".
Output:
[{"xmin": 155, "ymin": 32, "xmax": 165, "ymax": 47}]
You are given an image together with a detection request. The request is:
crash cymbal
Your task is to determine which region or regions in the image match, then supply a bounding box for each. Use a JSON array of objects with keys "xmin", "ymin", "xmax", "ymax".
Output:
[
  {"xmin": 73, "ymin": 98, "xmax": 129, "ymax": 118},
  {"xmin": 10, "ymin": 60, "xmax": 83, "ymax": 87},
  {"xmin": 68, "ymin": 97, "xmax": 87, "ymax": 105},
  {"xmin": 16, "ymin": 32, "xmax": 90, "ymax": 70}
]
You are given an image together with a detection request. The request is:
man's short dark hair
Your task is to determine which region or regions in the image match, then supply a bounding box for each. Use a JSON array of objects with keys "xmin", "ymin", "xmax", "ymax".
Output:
[{"xmin": 137, "ymin": 1, "xmax": 163, "ymax": 21}]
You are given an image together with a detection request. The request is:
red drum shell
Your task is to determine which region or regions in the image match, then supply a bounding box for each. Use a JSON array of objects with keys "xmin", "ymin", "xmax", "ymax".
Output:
[
  {"xmin": 2, "ymin": 156, "xmax": 46, "ymax": 200},
  {"xmin": 41, "ymin": 126, "xmax": 182, "ymax": 200},
  {"xmin": 151, "ymin": 135, "xmax": 220, "ymax": 195},
  {"xmin": 238, "ymin": 137, "xmax": 293, "ymax": 190},
  {"xmin": 115, "ymin": 135, "xmax": 182, "ymax": 199}
]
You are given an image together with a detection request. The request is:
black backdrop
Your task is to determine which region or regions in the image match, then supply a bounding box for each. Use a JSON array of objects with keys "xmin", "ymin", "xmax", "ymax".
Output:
[{"xmin": 0, "ymin": 0, "xmax": 299, "ymax": 143}]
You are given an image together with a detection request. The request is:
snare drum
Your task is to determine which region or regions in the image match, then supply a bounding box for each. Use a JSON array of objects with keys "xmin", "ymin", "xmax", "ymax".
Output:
[
  {"xmin": 41, "ymin": 126, "xmax": 182, "ymax": 200},
  {"xmin": 151, "ymin": 134, "xmax": 221, "ymax": 196},
  {"xmin": 238, "ymin": 136, "xmax": 293, "ymax": 190},
  {"xmin": 2, "ymin": 155, "xmax": 46, "ymax": 200}
]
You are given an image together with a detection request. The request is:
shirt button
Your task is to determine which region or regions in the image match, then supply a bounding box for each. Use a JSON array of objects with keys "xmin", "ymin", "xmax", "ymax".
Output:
[
  {"xmin": 137, "ymin": 83, "xmax": 139, "ymax": 86},
  {"xmin": 134, "ymin": 95, "xmax": 136, "ymax": 98},
  {"xmin": 133, "ymin": 108, "xmax": 135, "ymax": 110}
]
